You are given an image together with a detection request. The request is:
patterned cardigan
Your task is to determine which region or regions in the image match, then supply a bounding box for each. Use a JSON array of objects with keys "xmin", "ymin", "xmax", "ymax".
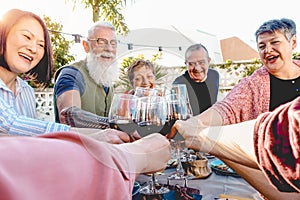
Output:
[{"xmin": 211, "ymin": 60, "xmax": 300, "ymax": 125}]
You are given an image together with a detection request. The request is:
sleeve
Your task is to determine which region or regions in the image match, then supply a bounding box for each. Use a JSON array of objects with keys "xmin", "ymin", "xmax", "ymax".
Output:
[
  {"xmin": 54, "ymin": 66, "xmax": 85, "ymax": 97},
  {"xmin": 59, "ymin": 106, "xmax": 109, "ymax": 129},
  {"xmin": 254, "ymin": 97, "xmax": 300, "ymax": 192},
  {"xmin": 0, "ymin": 132, "xmax": 136, "ymax": 200},
  {"xmin": 211, "ymin": 75, "xmax": 257, "ymax": 125},
  {"xmin": 0, "ymin": 97, "xmax": 70, "ymax": 136}
]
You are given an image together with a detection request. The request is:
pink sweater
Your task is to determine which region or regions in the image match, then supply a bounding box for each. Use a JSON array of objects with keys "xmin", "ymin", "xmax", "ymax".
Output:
[
  {"xmin": 254, "ymin": 97, "xmax": 300, "ymax": 192},
  {"xmin": 212, "ymin": 60, "xmax": 300, "ymax": 125},
  {"xmin": 0, "ymin": 132, "xmax": 136, "ymax": 200}
]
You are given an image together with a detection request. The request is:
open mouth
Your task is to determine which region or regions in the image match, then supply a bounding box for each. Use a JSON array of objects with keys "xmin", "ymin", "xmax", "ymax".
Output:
[
  {"xmin": 266, "ymin": 55, "xmax": 279, "ymax": 62},
  {"xmin": 19, "ymin": 52, "xmax": 33, "ymax": 62}
]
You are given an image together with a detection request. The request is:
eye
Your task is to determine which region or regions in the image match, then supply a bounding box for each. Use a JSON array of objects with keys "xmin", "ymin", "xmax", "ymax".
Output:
[
  {"xmin": 23, "ymin": 34, "xmax": 31, "ymax": 40},
  {"xmin": 271, "ymin": 40, "xmax": 280, "ymax": 45},
  {"xmin": 258, "ymin": 44, "xmax": 265, "ymax": 50},
  {"xmin": 37, "ymin": 41, "xmax": 45, "ymax": 48}
]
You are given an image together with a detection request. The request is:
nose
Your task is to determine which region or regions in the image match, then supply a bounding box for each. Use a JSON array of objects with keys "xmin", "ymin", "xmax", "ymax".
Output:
[
  {"xmin": 264, "ymin": 43, "xmax": 273, "ymax": 53},
  {"xmin": 193, "ymin": 62, "xmax": 202, "ymax": 70},
  {"xmin": 27, "ymin": 41, "xmax": 37, "ymax": 53},
  {"xmin": 141, "ymin": 76, "xmax": 149, "ymax": 85},
  {"xmin": 103, "ymin": 43, "xmax": 115, "ymax": 51}
]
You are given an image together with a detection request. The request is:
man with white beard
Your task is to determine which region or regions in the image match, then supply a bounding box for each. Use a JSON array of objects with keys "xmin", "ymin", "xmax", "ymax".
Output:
[{"xmin": 54, "ymin": 22, "xmax": 119, "ymax": 129}]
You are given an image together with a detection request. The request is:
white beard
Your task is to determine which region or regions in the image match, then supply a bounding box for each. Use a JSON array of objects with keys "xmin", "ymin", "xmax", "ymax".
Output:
[{"xmin": 86, "ymin": 52, "xmax": 119, "ymax": 87}]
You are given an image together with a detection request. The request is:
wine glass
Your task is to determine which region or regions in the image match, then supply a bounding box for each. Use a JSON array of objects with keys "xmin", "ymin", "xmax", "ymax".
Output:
[
  {"xmin": 166, "ymin": 84, "xmax": 193, "ymax": 115},
  {"xmin": 108, "ymin": 93, "xmax": 139, "ymax": 140},
  {"xmin": 134, "ymin": 87, "xmax": 157, "ymax": 97},
  {"xmin": 134, "ymin": 96, "xmax": 167, "ymax": 138},
  {"xmin": 159, "ymin": 93, "xmax": 193, "ymax": 136},
  {"xmin": 135, "ymin": 96, "xmax": 170, "ymax": 196},
  {"xmin": 169, "ymin": 139, "xmax": 188, "ymax": 180}
]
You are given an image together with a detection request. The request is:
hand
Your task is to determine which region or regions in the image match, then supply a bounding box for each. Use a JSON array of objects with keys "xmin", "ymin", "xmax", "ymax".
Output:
[
  {"xmin": 129, "ymin": 130, "xmax": 142, "ymax": 142},
  {"xmin": 71, "ymin": 127, "xmax": 130, "ymax": 144},
  {"xmin": 121, "ymin": 133, "xmax": 171, "ymax": 174}
]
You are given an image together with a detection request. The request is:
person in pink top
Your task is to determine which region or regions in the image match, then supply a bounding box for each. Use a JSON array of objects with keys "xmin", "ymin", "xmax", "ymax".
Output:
[
  {"xmin": 167, "ymin": 18, "xmax": 300, "ymax": 129},
  {"xmin": 172, "ymin": 97, "xmax": 300, "ymax": 199},
  {"xmin": 168, "ymin": 18, "xmax": 300, "ymax": 199},
  {"xmin": 0, "ymin": 132, "xmax": 170, "ymax": 200}
]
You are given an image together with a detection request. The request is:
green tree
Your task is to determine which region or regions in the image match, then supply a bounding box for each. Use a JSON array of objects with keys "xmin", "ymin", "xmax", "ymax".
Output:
[
  {"xmin": 66, "ymin": 0, "xmax": 133, "ymax": 34},
  {"xmin": 43, "ymin": 16, "xmax": 75, "ymax": 75}
]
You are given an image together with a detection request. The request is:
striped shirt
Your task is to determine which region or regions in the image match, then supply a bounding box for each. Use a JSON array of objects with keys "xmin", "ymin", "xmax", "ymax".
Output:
[{"xmin": 0, "ymin": 77, "xmax": 70, "ymax": 136}]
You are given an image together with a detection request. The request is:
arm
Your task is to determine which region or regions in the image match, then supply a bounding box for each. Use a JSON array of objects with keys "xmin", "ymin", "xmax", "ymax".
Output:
[
  {"xmin": 167, "ymin": 107, "xmax": 223, "ymax": 139},
  {"xmin": 173, "ymin": 116, "xmax": 257, "ymax": 168},
  {"xmin": 174, "ymin": 98, "xmax": 300, "ymax": 197},
  {"xmin": 223, "ymin": 159, "xmax": 300, "ymax": 200},
  {"xmin": 0, "ymin": 97, "xmax": 70, "ymax": 136},
  {"xmin": 55, "ymin": 68, "xmax": 109, "ymax": 129},
  {"xmin": 59, "ymin": 105, "xmax": 109, "ymax": 129}
]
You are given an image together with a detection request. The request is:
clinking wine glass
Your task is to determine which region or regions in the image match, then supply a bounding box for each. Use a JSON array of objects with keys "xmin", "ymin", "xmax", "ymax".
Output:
[
  {"xmin": 169, "ymin": 139, "xmax": 188, "ymax": 180},
  {"xmin": 108, "ymin": 93, "xmax": 139, "ymax": 140},
  {"xmin": 136, "ymin": 96, "xmax": 170, "ymax": 197},
  {"xmin": 163, "ymin": 93, "xmax": 192, "ymax": 180},
  {"xmin": 159, "ymin": 93, "xmax": 193, "ymax": 137},
  {"xmin": 134, "ymin": 87, "xmax": 158, "ymax": 97}
]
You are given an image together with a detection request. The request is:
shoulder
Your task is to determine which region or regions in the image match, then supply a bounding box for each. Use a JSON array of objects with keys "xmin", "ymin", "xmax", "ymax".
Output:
[
  {"xmin": 54, "ymin": 60, "xmax": 84, "ymax": 81},
  {"xmin": 173, "ymin": 71, "xmax": 188, "ymax": 83},
  {"xmin": 17, "ymin": 77, "xmax": 34, "ymax": 92},
  {"xmin": 208, "ymin": 68, "xmax": 219, "ymax": 78},
  {"xmin": 293, "ymin": 59, "xmax": 300, "ymax": 67}
]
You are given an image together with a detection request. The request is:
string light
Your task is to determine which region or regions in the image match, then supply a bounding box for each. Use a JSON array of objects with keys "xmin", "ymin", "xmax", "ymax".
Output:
[
  {"xmin": 48, "ymin": 30, "xmax": 188, "ymax": 50},
  {"xmin": 127, "ymin": 43, "xmax": 133, "ymax": 50},
  {"xmin": 48, "ymin": 30, "xmax": 84, "ymax": 43},
  {"xmin": 118, "ymin": 40, "xmax": 188, "ymax": 52}
]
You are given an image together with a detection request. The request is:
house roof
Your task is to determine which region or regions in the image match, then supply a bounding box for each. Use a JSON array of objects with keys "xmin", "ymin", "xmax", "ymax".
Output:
[{"xmin": 220, "ymin": 36, "xmax": 258, "ymax": 61}]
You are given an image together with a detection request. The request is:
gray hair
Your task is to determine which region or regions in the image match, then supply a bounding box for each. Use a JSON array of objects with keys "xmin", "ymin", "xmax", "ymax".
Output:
[
  {"xmin": 87, "ymin": 21, "xmax": 116, "ymax": 38},
  {"xmin": 185, "ymin": 43, "xmax": 210, "ymax": 60},
  {"xmin": 255, "ymin": 18, "xmax": 296, "ymax": 42}
]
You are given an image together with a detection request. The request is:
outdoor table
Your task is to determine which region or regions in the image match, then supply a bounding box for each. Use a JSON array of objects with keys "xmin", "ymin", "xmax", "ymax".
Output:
[{"xmin": 135, "ymin": 158, "xmax": 263, "ymax": 200}]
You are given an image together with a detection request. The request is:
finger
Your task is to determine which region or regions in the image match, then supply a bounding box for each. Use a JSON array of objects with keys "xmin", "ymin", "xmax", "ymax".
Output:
[
  {"xmin": 166, "ymin": 125, "xmax": 177, "ymax": 139},
  {"xmin": 106, "ymin": 129, "xmax": 130, "ymax": 143},
  {"xmin": 131, "ymin": 130, "xmax": 142, "ymax": 140}
]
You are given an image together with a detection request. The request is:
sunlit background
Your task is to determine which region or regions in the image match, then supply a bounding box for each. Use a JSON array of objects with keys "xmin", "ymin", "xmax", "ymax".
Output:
[{"xmin": 1, "ymin": 0, "xmax": 300, "ymax": 60}]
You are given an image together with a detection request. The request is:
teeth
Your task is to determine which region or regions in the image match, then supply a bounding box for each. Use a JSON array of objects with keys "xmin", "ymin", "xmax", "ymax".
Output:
[{"xmin": 19, "ymin": 53, "xmax": 33, "ymax": 61}]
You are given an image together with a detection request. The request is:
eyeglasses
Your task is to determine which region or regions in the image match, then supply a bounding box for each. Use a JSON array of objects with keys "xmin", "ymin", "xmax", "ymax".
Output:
[
  {"xmin": 186, "ymin": 60, "xmax": 207, "ymax": 67},
  {"xmin": 87, "ymin": 37, "xmax": 118, "ymax": 48}
]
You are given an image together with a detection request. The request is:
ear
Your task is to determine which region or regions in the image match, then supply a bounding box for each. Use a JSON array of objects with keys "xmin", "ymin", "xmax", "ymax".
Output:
[
  {"xmin": 291, "ymin": 35, "xmax": 297, "ymax": 50},
  {"xmin": 207, "ymin": 57, "xmax": 211, "ymax": 64},
  {"xmin": 82, "ymin": 40, "xmax": 90, "ymax": 53}
]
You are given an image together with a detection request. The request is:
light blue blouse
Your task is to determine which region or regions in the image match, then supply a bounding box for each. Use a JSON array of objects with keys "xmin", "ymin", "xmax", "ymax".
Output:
[{"xmin": 0, "ymin": 77, "xmax": 70, "ymax": 136}]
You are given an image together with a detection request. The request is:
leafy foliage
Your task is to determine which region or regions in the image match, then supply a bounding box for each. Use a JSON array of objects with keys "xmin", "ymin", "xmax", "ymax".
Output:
[
  {"xmin": 43, "ymin": 15, "xmax": 75, "ymax": 72},
  {"xmin": 65, "ymin": 0, "xmax": 133, "ymax": 35},
  {"xmin": 114, "ymin": 53, "xmax": 167, "ymax": 92},
  {"xmin": 211, "ymin": 58, "xmax": 263, "ymax": 78}
]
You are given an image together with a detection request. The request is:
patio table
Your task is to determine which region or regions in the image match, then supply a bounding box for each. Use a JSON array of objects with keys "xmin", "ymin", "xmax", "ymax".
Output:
[{"xmin": 135, "ymin": 158, "xmax": 263, "ymax": 200}]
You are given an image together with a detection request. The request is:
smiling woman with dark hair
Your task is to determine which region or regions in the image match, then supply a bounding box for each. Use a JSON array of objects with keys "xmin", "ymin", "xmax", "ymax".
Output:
[
  {"xmin": 0, "ymin": 8, "xmax": 130, "ymax": 142},
  {"xmin": 0, "ymin": 9, "xmax": 53, "ymax": 88}
]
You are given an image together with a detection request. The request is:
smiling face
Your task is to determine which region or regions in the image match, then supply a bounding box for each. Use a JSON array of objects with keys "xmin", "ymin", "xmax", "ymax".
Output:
[
  {"xmin": 132, "ymin": 65, "xmax": 155, "ymax": 89},
  {"xmin": 257, "ymin": 30, "xmax": 296, "ymax": 76},
  {"xmin": 185, "ymin": 48, "xmax": 211, "ymax": 82},
  {"xmin": 84, "ymin": 26, "xmax": 117, "ymax": 66},
  {"xmin": 4, "ymin": 17, "xmax": 45, "ymax": 75}
]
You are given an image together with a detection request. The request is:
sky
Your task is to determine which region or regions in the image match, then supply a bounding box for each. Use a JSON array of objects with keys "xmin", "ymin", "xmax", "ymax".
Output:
[{"xmin": 1, "ymin": 0, "xmax": 300, "ymax": 55}]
